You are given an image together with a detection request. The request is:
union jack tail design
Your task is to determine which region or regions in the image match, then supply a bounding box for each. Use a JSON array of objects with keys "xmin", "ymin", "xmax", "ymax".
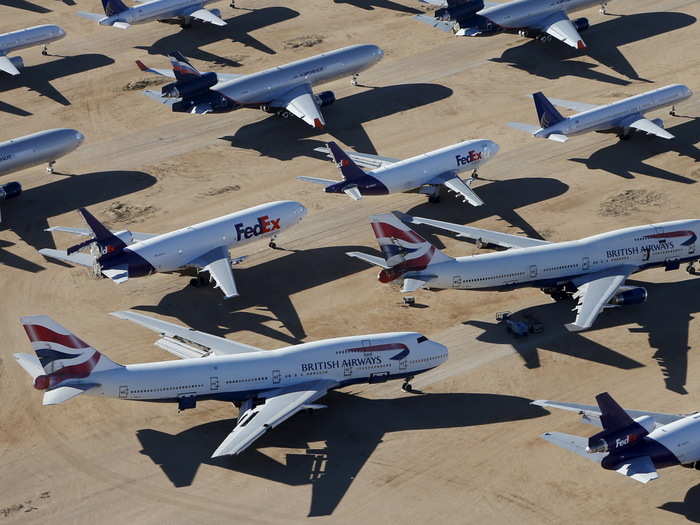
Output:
[
  {"xmin": 369, "ymin": 213, "xmax": 453, "ymax": 282},
  {"xmin": 16, "ymin": 316, "xmax": 121, "ymax": 391},
  {"xmin": 168, "ymin": 52, "xmax": 201, "ymax": 81}
]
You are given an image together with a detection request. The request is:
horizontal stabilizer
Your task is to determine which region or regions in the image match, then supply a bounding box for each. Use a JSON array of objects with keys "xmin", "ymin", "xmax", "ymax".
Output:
[
  {"xmin": 547, "ymin": 134, "xmax": 569, "ymax": 143},
  {"xmin": 76, "ymin": 11, "xmax": 104, "ymax": 21},
  {"xmin": 414, "ymin": 14, "xmax": 455, "ymax": 33},
  {"xmin": 143, "ymin": 90, "xmax": 177, "ymax": 105},
  {"xmin": 0, "ymin": 55, "xmax": 21, "ymax": 76},
  {"xmin": 14, "ymin": 353, "xmax": 45, "ymax": 379},
  {"xmin": 507, "ymin": 122, "xmax": 540, "ymax": 134},
  {"xmin": 402, "ymin": 277, "xmax": 429, "ymax": 293},
  {"xmin": 43, "ymin": 384, "xmax": 97, "ymax": 405},
  {"xmin": 616, "ymin": 455, "xmax": 659, "ymax": 483},
  {"xmin": 296, "ymin": 176, "xmax": 338, "ymax": 186},
  {"xmin": 38, "ymin": 248, "xmax": 94, "ymax": 268},
  {"xmin": 102, "ymin": 265, "xmax": 129, "ymax": 283},
  {"xmin": 540, "ymin": 432, "xmax": 605, "ymax": 463},
  {"xmin": 112, "ymin": 21, "xmax": 131, "ymax": 29},
  {"xmin": 313, "ymin": 146, "xmax": 398, "ymax": 170},
  {"xmin": 346, "ymin": 251, "xmax": 391, "ymax": 269},
  {"xmin": 344, "ymin": 186, "xmax": 363, "ymax": 200}
]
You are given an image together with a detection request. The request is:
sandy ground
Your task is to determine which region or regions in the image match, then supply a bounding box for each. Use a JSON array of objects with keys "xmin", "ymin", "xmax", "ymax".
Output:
[{"xmin": 0, "ymin": 0, "xmax": 699, "ymax": 522}]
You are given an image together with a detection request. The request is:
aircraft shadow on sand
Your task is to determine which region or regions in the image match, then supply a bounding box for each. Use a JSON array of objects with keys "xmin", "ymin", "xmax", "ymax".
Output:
[
  {"xmin": 133, "ymin": 245, "xmax": 372, "ymax": 344},
  {"xmin": 0, "ymin": 170, "xmax": 156, "ymax": 272},
  {"xmin": 0, "ymin": 53, "xmax": 115, "ymax": 106},
  {"xmin": 570, "ymin": 117, "xmax": 700, "ymax": 182},
  {"xmin": 0, "ymin": 99, "xmax": 32, "ymax": 116},
  {"xmin": 660, "ymin": 483, "xmax": 700, "ymax": 523},
  {"xmin": 136, "ymin": 391, "xmax": 548, "ymax": 515},
  {"xmin": 465, "ymin": 278, "xmax": 700, "ymax": 394},
  {"xmin": 221, "ymin": 83, "xmax": 453, "ymax": 160},
  {"xmin": 0, "ymin": 0, "xmax": 50, "ymax": 12},
  {"xmin": 332, "ymin": 0, "xmax": 421, "ymax": 13},
  {"xmin": 135, "ymin": 7, "xmax": 301, "ymax": 65},
  {"xmin": 491, "ymin": 12, "xmax": 696, "ymax": 85}
]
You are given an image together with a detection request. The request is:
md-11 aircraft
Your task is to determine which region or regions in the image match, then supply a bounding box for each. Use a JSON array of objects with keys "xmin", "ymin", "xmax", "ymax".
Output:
[
  {"xmin": 533, "ymin": 393, "xmax": 700, "ymax": 483},
  {"xmin": 416, "ymin": 0, "xmax": 613, "ymax": 49},
  {"xmin": 0, "ymin": 24, "xmax": 65, "ymax": 75},
  {"xmin": 78, "ymin": 0, "xmax": 226, "ymax": 29},
  {"xmin": 14, "ymin": 312, "xmax": 448, "ymax": 456},
  {"xmin": 38, "ymin": 201, "xmax": 306, "ymax": 299},
  {"xmin": 299, "ymin": 139, "xmax": 499, "ymax": 205},
  {"xmin": 136, "ymin": 45, "xmax": 383, "ymax": 128},
  {"xmin": 348, "ymin": 212, "xmax": 700, "ymax": 332},
  {"xmin": 509, "ymin": 84, "xmax": 693, "ymax": 142}
]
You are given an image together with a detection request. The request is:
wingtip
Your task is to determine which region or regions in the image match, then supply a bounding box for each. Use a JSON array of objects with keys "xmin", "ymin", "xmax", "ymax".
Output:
[
  {"xmin": 313, "ymin": 118, "xmax": 324, "ymax": 129},
  {"xmin": 577, "ymin": 40, "xmax": 587, "ymax": 50},
  {"xmin": 135, "ymin": 59, "xmax": 148, "ymax": 71}
]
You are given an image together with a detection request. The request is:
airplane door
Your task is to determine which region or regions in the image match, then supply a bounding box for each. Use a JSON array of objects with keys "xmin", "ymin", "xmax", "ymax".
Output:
[
  {"xmin": 210, "ymin": 376, "xmax": 219, "ymax": 391},
  {"xmin": 582, "ymin": 257, "xmax": 590, "ymax": 271},
  {"xmin": 529, "ymin": 265, "xmax": 538, "ymax": 278},
  {"xmin": 452, "ymin": 275, "xmax": 462, "ymax": 288},
  {"xmin": 344, "ymin": 365, "xmax": 352, "ymax": 377},
  {"xmin": 119, "ymin": 385, "xmax": 129, "ymax": 399},
  {"xmin": 272, "ymin": 369, "xmax": 281, "ymax": 384},
  {"xmin": 399, "ymin": 357, "xmax": 407, "ymax": 370}
]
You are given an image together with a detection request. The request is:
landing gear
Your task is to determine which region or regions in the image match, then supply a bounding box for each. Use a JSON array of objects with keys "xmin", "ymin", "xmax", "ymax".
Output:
[
  {"xmin": 41, "ymin": 44, "xmax": 48, "ymax": 56},
  {"xmin": 543, "ymin": 287, "xmax": 572, "ymax": 302},
  {"xmin": 600, "ymin": 1, "xmax": 608, "ymax": 14},
  {"xmin": 687, "ymin": 262, "xmax": 697, "ymax": 275},
  {"xmin": 180, "ymin": 16, "xmax": 193, "ymax": 28},
  {"xmin": 279, "ymin": 110, "xmax": 290, "ymax": 119},
  {"xmin": 269, "ymin": 238, "xmax": 277, "ymax": 249},
  {"xmin": 617, "ymin": 130, "xmax": 632, "ymax": 141},
  {"xmin": 189, "ymin": 274, "xmax": 210, "ymax": 287},
  {"xmin": 46, "ymin": 160, "xmax": 55, "ymax": 173},
  {"xmin": 351, "ymin": 73, "xmax": 359, "ymax": 86},
  {"xmin": 426, "ymin": 186, "xmax": 440, "ymax": 203},
  {"xmin": 471, "ymin": 169, "xmax": 479, "ymax": 180},
  {"xmin": 670, "ymin": 105, "xmax": 677, "ymax": 117},
  {"xmin": 402, "ymin": 376, "xmax": 414, "ymax": 392},
  {"xmin": 229, "ymin": 0, "xmax": 236, "ymax": 7}
]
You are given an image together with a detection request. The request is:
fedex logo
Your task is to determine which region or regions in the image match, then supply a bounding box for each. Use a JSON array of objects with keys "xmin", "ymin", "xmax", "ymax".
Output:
[
  {"xmin": 455, "ymin": 150, "xmax": 482, "ymax": 166},
  {"xmin": 615, "ymin": 435, "xmax": 633, "ymax": 448},
  {"xmin": 235, "ymin": 215, "xmax": 280, "ymax": 241}
]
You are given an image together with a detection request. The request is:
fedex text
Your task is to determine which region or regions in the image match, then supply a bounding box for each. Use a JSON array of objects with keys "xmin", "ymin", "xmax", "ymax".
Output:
[
  {"xmin": 235, "ymin": 215, "xmax": 280, "ymax": 241},
  {"xmin": 456, "ymin": 150, "xmax": 482, "ymax": 166}
]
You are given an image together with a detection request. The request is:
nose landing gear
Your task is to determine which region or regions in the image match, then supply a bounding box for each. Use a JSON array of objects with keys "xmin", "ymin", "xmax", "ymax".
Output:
[
  {"xmin": 687, "ymin": 262, "xmax": 697, "ymax": 275},
  {"xmin": 402, "ymin": 376, "xmax": 414, "ymax": 392}
]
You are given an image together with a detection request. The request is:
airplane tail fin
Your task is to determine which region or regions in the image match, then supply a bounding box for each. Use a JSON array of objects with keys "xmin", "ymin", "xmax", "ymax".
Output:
[
  {"xmin": 326, "ymin": 142, "xmax": 368, "ymax": 182},
  {"xmin": 67, "ymin": 207, "xmax": 126, "ymax": 255},
  {"xmin": 533, "ymin": 92, "xmax": 565, "ymax": 128},
  {"xmin": 101, "ymin": 0, "xmax": 128, "ymax": 16},
  {"xmin": 168, "ymin": 51, "xmax": 201, "ymax": 81},
  {"xmin": 17, "ymin": 315, "xmax": 122, "ymax": 395},
  {"xmin": 595, "ymin": 392, "xmax": 635, "ymax": 432}
]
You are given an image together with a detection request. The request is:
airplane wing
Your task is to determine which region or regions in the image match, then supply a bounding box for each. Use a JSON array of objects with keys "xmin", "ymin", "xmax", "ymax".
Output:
[
  {"xmin": 535, "ymin": 11, "xmax": 586, "ymax": 50},
  {"xmin": 111, "ymin": 310, "xmax": 262, "ymax": 357},
  {"xmin": 272, "ymin": 84, "xmax": 324, "ymax": 129},
  {"xmin": 436, "ymin": 173, "xmax": 484, "ymax": 207},
  {"xmin": 45, "ymin": 226, "xmax": 156, "ymax": 242},
  {"xmin": 540, "ymin": 432, "xmax": 605, "ymax": 463},
  {"xmin": 626, "ymin": 118, "xmax": 675, "ymax": 140},
  {"xmin": 182, "ymin": 7, "xmax": 226, "ymax": 26},
  {"xmin": 211, "ymin": 379, "xmax": 338, "ymax": 457},
  {"xmin": 546, "ymin": 97, "xmax": 598, "ymax": 113},
  {"xmin": 566, "ymin": 266, "xmax": 637, "ymax": 332},
  {"xmin": 0, "ymin": 55, "xmax": 20, "ymax": 76},
  {"xmin": 190, "ymin": 246, "xmax": 238, "ymax": 299},
  {"xmin": 314, "ymin": 145, "xmax": 399, "ymax": 170},
  {"xmin": 409, "ymin": 216, "xmax": 550, "ymax": 249},
  {"xmin": 531, "ymin": 400, "xmax": 686, "ymax": 428}
]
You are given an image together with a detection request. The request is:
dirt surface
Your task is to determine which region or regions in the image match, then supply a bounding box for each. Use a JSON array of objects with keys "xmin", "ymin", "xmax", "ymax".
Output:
[{"xmin": 0, "ymin": 0, "xmax": 699, "ymax": 523}]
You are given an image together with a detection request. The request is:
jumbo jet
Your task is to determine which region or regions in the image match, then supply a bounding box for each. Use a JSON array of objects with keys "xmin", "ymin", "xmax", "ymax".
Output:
[
  {"xmin": 533, "ymin": 393, "xmax": 700, "ymax": 483},
  {"xmin": 135, "ymin": 46, "xmax": 383, "ymax": 128},
  {"xmin": 416, "ymin": 0, "xmax": 613, "ymax": 49},
  {"xmin": 347, "ymin": 212, "xmax": 700, "ymax": 332},
  {"xmin": 38, "ymin": 201, "xmax": 306, "ymax": 298},
  {"xmin": 78, "ymin": 0, "xmax": 226, "ymax": 29},
  {"xmin": 14, "ymin": 311, "xmax": 447, "ymax": 456},
  {"xmin": 509, "ymin": 84, "xmax": 693, "ymax": 142},
  {"xmin": 0, "ymin": 25, "xmax": 65, "ymax": 75},
  {"xmin": 298, "ymin": 139, "xmax": 499, "ymax": 206}
]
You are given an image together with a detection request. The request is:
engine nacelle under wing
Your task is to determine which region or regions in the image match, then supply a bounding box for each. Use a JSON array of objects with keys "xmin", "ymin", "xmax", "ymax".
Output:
[
  {"xmin": 573, "ymin": 17, "xmax": 590, "ymax": 32},
  {"xmin": 608, "ymin": 287, "xmax": 647, "ymax": 307}
]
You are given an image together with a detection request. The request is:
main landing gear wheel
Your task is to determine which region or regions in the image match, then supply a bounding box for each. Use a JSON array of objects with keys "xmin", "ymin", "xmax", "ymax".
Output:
[
  {"xmin": 190, "ymin": 274, "xmax": 210, "ymax": 287},
  {"xmin": 269, "ymin": 240, "xmax": 277, "ymax": 249},
  {"xmin": 46, "ymin": 160, "xmax": 55, "ymax": 173},
  {"xmin": 687, "ymin": 263, "xmax": 697, "ymax": 275},
  {"xmin": 402, "ymin": 376, "xmax": 414, "ymax": 392},
  {"xmin": 550, "ymin": 291, "xmax": 571, "ymax": 302}
]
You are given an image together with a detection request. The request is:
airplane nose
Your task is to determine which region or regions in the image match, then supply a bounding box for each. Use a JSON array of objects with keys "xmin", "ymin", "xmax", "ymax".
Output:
[
  {"xmin": 374, "ymin": 46, "xmax": 384, "ymax": 60},
  {"xmin": 75, "ymin": 130, "xmax": 85, "ymax": 144},
  {"xmin": 296, "ymin": 203, "xmax": 308, "ymax": 219},
  {"xmin": 489, "ymin": 142, "xmax": 500, "ymax": 156}
]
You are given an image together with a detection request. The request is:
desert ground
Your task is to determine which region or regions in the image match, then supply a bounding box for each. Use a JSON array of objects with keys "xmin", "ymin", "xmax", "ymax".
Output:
[{"xmin": 0, "ymin": 0, "xmax": 699, "ymax": 522}]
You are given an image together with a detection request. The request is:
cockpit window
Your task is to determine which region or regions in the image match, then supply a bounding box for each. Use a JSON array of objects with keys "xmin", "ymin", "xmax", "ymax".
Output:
[{"xmin": 417, "ymin": 336, "xmax": 428, "ymax": 343}]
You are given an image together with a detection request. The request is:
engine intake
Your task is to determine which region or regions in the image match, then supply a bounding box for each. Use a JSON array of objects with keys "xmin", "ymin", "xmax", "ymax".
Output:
[
  {"xmin": 162, "ymin": 71, "xmax": 218, "ymax": 99},
  {"xmin": 608, "ymin": 287, "xmax": 647, "ymax": 307},
  {"xmin": 573, "ymin": 17, "xmax": 590, "ymax": 31},
  {"xmin": 314, "ymin": 91, "xmax": 336, "ymax": 108},
  {"xmin": 9, "ymin": 56, "xmax": 24, "ymax": 70},
  {"xmin": 0, "ymin": 181, "xmax": 21, "ymax": 201}
]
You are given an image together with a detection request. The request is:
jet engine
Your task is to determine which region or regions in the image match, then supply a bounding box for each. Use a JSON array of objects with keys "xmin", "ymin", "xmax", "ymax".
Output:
[
  {"xmin": 7, "ymin": 56, "xmax": 24, "ymax": 70},
  {"xmin": 314, "ymin": 91, "xmax": 336, "ymax": 108},
  {"xmin": 435, "ymin": 0, "xmax": 484, "ymax": 21},
  {"xmin": 651, "ymin": 118, "xmax": 665, "ymax": 128},
  {"xmin": 608, "ymin": 287, "xmax": 647, "ymax": 307},
  {"xmin": 210, "ymin": 8, "xmax": 221, "ymax": 18},
  {"xmin": 161, "ymin": 71, "xmax": 218, "ymax": 99},
  {"xmin": 0, "ymin": 181, "xmax": 22, "ymax": 201},
  {"xmin": 573, "ymin": 17, "xmax": 590, "ymax": 31}
]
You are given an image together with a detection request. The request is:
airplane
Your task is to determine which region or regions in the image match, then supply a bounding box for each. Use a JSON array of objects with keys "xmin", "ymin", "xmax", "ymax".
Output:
[
  {"xmin": 0, "ymin": 25, "xmax": 65, "ymax": 76},
  {"xmin": 135, "ymin": 45, "xmax": 384, "ymax": 128},
  {"xmin": 347, "ymin": 212, "xmax": 700, "ymax": 332},
  {"xmin": 13, "ymin": 311, "xmax": 448, "ymax": 457},
  {"xmin": 298, "ymin": 139, "xmax": 499, "ymax": 205},
  {"xmin": 508, "ymin": 84, "xmax": 693, "ymax": 142},
  {"xmin": 78, "ymin": 0, "xmax": 227, "ymax": 29},
  {"xmin": 533, "ymin": 393, "xmax": 700, "ymax": 483},
  {"xmin": 38, "ymin": 200, "xmax": 307, "ymax": 299},
  {"xmin": 416, "ymin": 0, "xmax": 612, "ymax": 50}
]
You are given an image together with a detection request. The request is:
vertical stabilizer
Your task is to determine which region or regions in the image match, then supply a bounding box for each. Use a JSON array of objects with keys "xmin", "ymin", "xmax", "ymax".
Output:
[
  {"xmin": 595, "ymin": 392, "xmax": 635, "ymax": 431},
  {"xmin": 101, "ymin": 0, "xmax": 129, "ymax": 16},
  {"xmin": 168, "ymin": 51, "xmax": 201, "ymax": 81},
  {"xmin": 533, "ymin": 92, "xmax": 565, "ymax": 128},
  {"xmin": 326, "ymin": 142, "xmax": 369, "ymax": 182},
  {"xmin": 69, "ymin": 207, "xmax": 126, "ymax": 255}
]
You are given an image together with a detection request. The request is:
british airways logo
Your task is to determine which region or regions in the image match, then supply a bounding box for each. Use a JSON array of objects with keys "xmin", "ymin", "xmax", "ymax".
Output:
[
  {"xmin": 456, "ymin": 151, "xmax": 482, "ymax": 166},
  {"xmin": 234, "ymin": 215, "xmax": 280, "ymax": 241}
]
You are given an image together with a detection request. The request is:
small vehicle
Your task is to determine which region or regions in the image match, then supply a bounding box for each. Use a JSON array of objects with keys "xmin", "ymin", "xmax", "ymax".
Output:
[{"xmin": 497, "ymin": 311, "xmax": 529, "ymax": 337}]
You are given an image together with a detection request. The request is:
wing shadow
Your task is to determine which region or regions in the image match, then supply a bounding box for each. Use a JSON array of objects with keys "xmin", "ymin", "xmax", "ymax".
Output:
[
  {"xmin": 0, "ymin": 99, "xmax": 32, "ymax": 116},
  {"xmin": 135, "ymin": 7, "xmax": 301, "ymax": 65},
  {"xmin": 136, "ymin": 391, "xmax": 548, "ymax": 515},
  {"xmin": 221, "ymin": 83, "xmax": 453, "ymax": 160},
  {"xmin": 0, "ymin": 0, "xmax": 50, "ymax": 12},
  {"xmin": 332, "ymin": 0, "xmax": 421, "ymax": 13},
  {"xmin": 491, "ymin": 12, "xmax": 696, "ymax": 84}
]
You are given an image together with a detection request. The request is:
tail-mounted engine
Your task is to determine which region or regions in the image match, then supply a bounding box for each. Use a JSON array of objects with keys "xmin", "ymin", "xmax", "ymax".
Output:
[
  {"xmin": 162, "ymin": 71, "xmax": 218, "ymax": 99},
  {"xmin": 607, "ymin": 287, "xmax": 647, "ymax": 307},
  {"xmin": 314, "ymin": 91, "xmax": 336, "ymax": 108},
  {"xmin": 434, "ymin": 0, "xmax": 484, "ymax": 22},
  {"xmin": 573, "ymin": 17, "xmax": 590, "ymax": 31}
]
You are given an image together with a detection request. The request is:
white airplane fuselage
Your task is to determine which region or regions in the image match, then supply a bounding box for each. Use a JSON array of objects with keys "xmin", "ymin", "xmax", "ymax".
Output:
[
  {"xmin": 537, "ymin": 84, "xmax": 693, "ymax": 138},
  {"xmin": 369, "ymin": 139, "xmax": 499, "ymax": 193},
  {"xmin": 72, "ymin": 332, "xmax": 448, "ymax": 402},
  {"xmin": 101, "ymin": 0, "xmax": 215, "ymax": 25},
  {"xmin": 480, "ymin": 0, "xmax": 603, "ymax": 29},
  {"xmin": 213, "ymin": 45, "xmax": 384, "ymax": 107},
  {"xmin": 416, "ymin": 219, "xmax": 700, "ymax": 291},
  {"xmin": 0, "ymin": 129, "xmax": 85, "ymax": 176},
  {"xmin": 0, "ymin": 25, "xmax": 65, "ymax": 54}
]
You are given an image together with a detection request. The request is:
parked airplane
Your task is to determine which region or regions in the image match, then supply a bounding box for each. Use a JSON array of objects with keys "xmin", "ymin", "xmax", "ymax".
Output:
[
  {"xmin": 14, "ymin": 311, "xmax": 448, "ymax": 456},
  {"xmin": 533, "ymin": 393, "xmax": 700, "ymax": 483},
  {"xmin": 347, "ymin": 212, "xmax": 700, "ymax": 332},
  {"xmin": 78, "ymin": 0, "xmax": 226, "ymax": 29},
  {"xmin": 417, "ymin": 0, "xmax": 611, "ymax": 49},
  {"xmin": 0, "ymin": 129, "xmax": 84, "ymax": 175},
  {"xmin": 136, "ymin": 45, "xmax": 384, "ymax": 128},
  {"xmin": 0, "ymin": 24, "xmax": 65, "ymax": 75},
  {"xmin": 298, "ymin": 139, "xmax": 499, "ymax": 205},
  {"xmin": 509, "ymin": 84, "xmax": 693, "ymax": 142},
  {"xmin": 38, "ymin": 201, "xmax": 306, "ymax": 298}
]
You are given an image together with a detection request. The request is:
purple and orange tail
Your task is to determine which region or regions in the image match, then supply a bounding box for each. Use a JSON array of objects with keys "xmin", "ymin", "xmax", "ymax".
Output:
[{"xmin": 167, "ymin": 52, "xmax": 201, "ymax": 81}]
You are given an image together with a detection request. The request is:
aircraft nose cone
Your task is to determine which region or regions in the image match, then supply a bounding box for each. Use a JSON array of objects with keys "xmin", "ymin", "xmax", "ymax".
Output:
[
  {"xmin": 489, "ymin": 142, "xmax": 500, "ymax": 155},
  {"xmin": 57, "ymin": 26, "xmax": 67, "ymax": 38},
  {"xmin": 297, "ymin": 203, "xmax": 308, "ymax": 218},
  {"xmin": 75, "ymin": 130, "xmax": 85, "ymax": 145},
  {"xmin": 373, "ymin": 46, "xmax": 384, "ymax": 60}
]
